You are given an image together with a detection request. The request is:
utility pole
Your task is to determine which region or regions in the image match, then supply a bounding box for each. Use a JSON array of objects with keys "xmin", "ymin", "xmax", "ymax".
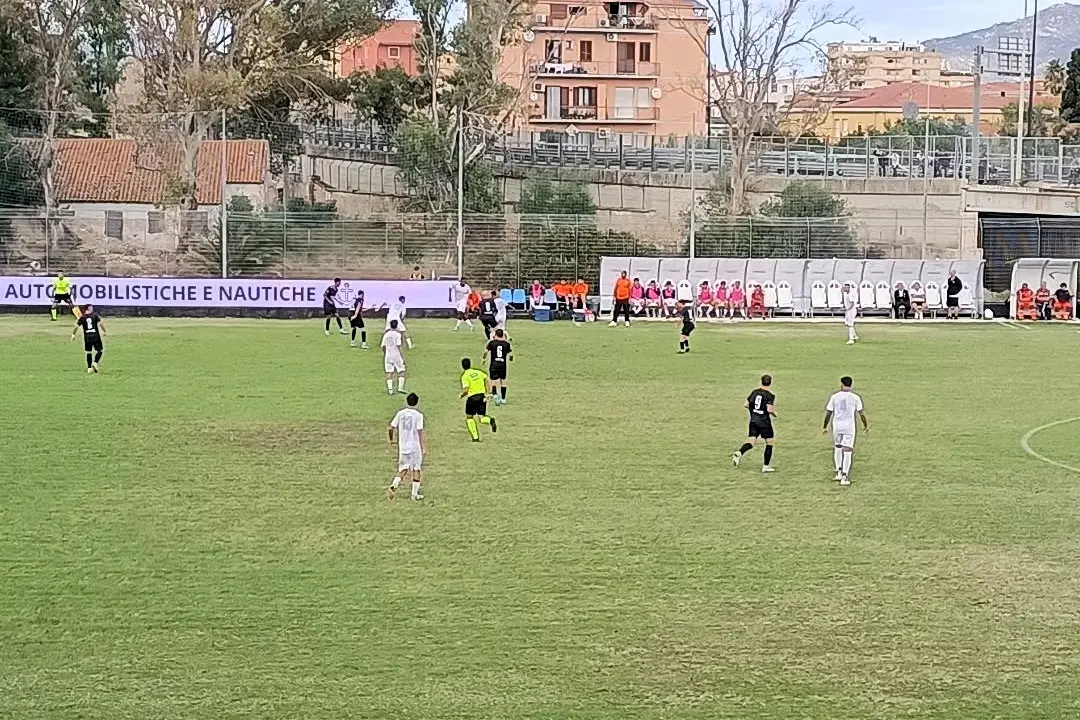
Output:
[{"xmin": 970, "ymin": 38, "xmax": 1029, "ymax": 183}]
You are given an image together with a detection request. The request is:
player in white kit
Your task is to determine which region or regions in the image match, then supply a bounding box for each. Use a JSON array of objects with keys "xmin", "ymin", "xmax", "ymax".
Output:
[
  {"xmin": 388, "ymin": 392, "xmax": 426, "ymax": 501},
  {"xmin": 384, "ymin": 295, "xmax": 414, "ymax": 348},
  {"xmin": 494, "ymin": 293, "xmax": 509, "ymax": 335},
  {"xmin": 452, "ymin": 279, "xmax": 473, "ymax": 331},
  {"xmin": 381, "ymin": 319, "xmax": 408, "ymax": 395},
  {"xmin": 842, "ymin": 283, "xmax": 859, "ymax": 344},
  {"xmin": 822, "ymin": 376, "xmax": 869, "ymax": 485}
]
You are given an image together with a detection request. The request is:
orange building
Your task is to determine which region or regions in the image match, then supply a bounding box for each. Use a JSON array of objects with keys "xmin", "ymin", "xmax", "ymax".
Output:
[
  {"xmin": 499, "ymin": 1, "xmax": 709, "ymax": 142},
  {"xmin": 786, "ymin": 81, "xmax": 1057, "ymax": 140},
  {"xmin": 337, "ymin": 20, "xmax": 420, "ymax": 78}
]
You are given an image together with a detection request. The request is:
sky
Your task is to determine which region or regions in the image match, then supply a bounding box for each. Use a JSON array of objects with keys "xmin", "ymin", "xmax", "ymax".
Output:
[{"xmin": 834, "ymin": 0, "xmax": 1033, "ymax": 43}]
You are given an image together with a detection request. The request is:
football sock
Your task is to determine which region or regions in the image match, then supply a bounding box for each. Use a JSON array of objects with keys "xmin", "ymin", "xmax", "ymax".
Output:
[
  {"xmin": 335, "ymin": 317, "xmax": 343, "ymax": 329},
  {"xmin": 763, "ymin": 446, "xmax": 773, "ymax": 466},
  {"xmin": 739, "ymin": 442, "xmax": 753, "ymax": 455},
  {"xmin": 351, "ymin": 328, "xmax": 357, "ymax": 340},
  {"xmin": 397, "ymin": 376, "xmax": 406, "ymax": 391},
  {"xmin": 85, "ymin": 353, "xmax": 93, "ymax": 368},
  {"xmin": 411, "ymin": 480, "xmax": 421, "ymax": 498},
  {"xmin": 406, "ymin": 337, "xmax": 413, "ymax": 349},
  {"xmin": 848, "ymin": 326, "xmax": 856, "ymax": 341},
  {"xmin": 51, "ymin": 307, "xmax": 58, "ymax": 321},
  {"xmin": 834, "ymin": 447, "xmax": 844, "ymax": 471},
  {"xmin": 479, "ymin": 415, "xmax": 491, "ymax": 425},
  {"xmin": 361, "ymin": 330, "xmax": 367, "ymax": 343},
  {"xmin": 390, "ymin": 476, "xmax": 401, "ymax": 490},
  {"xmin": 325, "ymin": 317, "xmax": 331, "ymax": 332},
  {"xmin": 386, "ymin": 379, "xmax": 394, "ymax": 393},
  {"xmin": 94, "ymin": 351, "xmax": 102, "ymax": 364},
  {"xmin": 466, "ymin": 319, "xmax": 473, "ymax": 328},
  {"xmin": 466, "ymin": 418, "xmax": 480, "ymax": 440},
  {"xmin": 841, "ymin": 451, "xmax": 853, "ymax": 474},
  {"xmin": 500, "ymin": 386, "xmax": 507, "ymax": 400}
]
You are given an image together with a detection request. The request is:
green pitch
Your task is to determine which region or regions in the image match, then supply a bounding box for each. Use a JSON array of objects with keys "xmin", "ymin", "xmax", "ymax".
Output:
[{"xmin": 3, "ymin": 316, "xmax": 1080, "ymax": 719}]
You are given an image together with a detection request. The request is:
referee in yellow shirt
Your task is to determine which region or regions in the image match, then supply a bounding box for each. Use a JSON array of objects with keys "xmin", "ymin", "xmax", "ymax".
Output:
[
  {"xmin": 51, "ymin": 272, "xmax": 74, "ymax": 321},
  {"xmin": 460, "ymin": 358, "xmax": 497, "ymax": 441}
]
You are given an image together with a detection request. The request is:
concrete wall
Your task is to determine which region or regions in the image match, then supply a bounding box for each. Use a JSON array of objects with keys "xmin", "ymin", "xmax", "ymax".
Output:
[{"xmin": 302, "ymin": 146, "xmax": 969, "ymax": 256}]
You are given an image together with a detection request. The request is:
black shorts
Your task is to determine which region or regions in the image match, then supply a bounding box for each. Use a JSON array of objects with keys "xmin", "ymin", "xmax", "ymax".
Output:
[
  {"xmin": 465, "ymin": 393, "xmax": 487, "ymax": 417},
  {"xmin": 54, "ymin": 293, "xmax": 72, "ymax": 304},
  {"xmin": 481, "ymin": 315, "xmax": 497, "ymax": 328},
  {"xmin": 748, "ymin": 422, "xmax": 774, "ymax": 440},
  {"xmin": 323, "ymin": 302, "xmax": 337, "ymax": 316},
  {"xmin": 457, "ymin": 310, "xmax": 468, "ymax": 320},
  {"xmin": 946, "ymin": 296, "xmax": 959, "ymax": 308},
  {"xmin": 83, "ymin": 334, "xmax": 103, "ymax": 353},
  {"xmin": 681, "ymin": 321, "xmax": 695, "ymax": 336},
  {"xmin": 489, "ymin": 363, "xmax": 507, "ymax": 381},
  {"xmin": 350, "ymin": 315, "xmax": 365, "ymax": 328}
]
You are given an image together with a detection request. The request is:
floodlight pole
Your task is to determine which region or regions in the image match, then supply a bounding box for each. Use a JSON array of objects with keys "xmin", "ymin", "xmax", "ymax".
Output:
[
  {"xmin": 971, "ymin": 49, "xmax": 982, "ymax": 183},
  {"xmin": 455, "ymin": 105, "xmax": 464, "ymax": 280}
]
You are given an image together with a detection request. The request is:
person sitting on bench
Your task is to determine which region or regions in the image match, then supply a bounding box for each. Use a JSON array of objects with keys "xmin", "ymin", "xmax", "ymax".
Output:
[{"xmin": 893, "ymin": 282, "xmax": 910, "ymax": 319}]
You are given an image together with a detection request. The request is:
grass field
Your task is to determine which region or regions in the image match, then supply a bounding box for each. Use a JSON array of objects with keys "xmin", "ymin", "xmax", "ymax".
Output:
[{"xmin": 3, "ymin": 315, "xmax": 1080, "ymax": 719}]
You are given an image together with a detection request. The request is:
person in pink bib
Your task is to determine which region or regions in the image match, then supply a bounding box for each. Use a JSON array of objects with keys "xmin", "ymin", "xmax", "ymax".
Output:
[
  {"xmin": 729, "ymin": 281, "xmax": 746, "ymax": 319},
  {"xmin": 529, "ymin": 280, "xmax": 544, "ymax": 309},
  {"xmin": 697, "ymin": 281, "xmax": 713, "ymax": 317},
  {"xmin": 629, "ymin": 277, "xmax": 645, "ymax": 316},
  {"xmin": 645, "ymin": 281, "xmax": 661, "ymax": 317},
  {"xmin": 713, "ymin": 281, "xmax": 729, "ymax": 318}
]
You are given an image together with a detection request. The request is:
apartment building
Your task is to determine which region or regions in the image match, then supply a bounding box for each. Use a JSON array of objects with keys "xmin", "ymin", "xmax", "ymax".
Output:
[
  {"xmin": 827, "ymin": 40, "xmax": 945, "ymax": 90},
  {"xmin": 337, "ymin": 20, "xmax": 421, "ymax": 78},
  {"xmin": 500, "ymin": 1, "xmax": 709, "ymax": 143}
]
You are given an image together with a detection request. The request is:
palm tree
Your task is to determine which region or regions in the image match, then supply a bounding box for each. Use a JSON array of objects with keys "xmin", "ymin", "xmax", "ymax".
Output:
[{"xmin": 1045, "ymin": 59, "xmax": 1066, "ymax": 96}]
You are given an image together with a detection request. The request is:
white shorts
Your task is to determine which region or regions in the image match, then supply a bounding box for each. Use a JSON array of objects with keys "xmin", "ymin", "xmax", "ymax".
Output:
[
  {"xmin": 844, "ymin": 311, "xmax": 857, "ymax": 327},
  {"xmin": 456, "ymin": 301, "xmax": 468, "ymax": 313},
  {"xmin": 663, "ymin": 298, "xmax": 677, "ymax": 307},
  {"xmin": 384, "ymin": 357, "xmax": 405, "ymax": 373},
  {"xmin": 398, "ymin": 451, "xmax": 423, "ymax": 471},
  {"xmin": 495, "ymin": 314, "xmax": 507, "ymax": 328},
  {"xmin": 833, "ymin": 431, "xmax": 856, "ymax": 448}
]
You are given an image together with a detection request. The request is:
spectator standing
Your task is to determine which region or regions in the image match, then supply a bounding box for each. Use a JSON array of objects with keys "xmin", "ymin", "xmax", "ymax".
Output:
[
  {"xmin": 910, "ymin": 281, "xmax": 926, "ymax": 319},
  {"xmin": 409, "ymin": 266, "xmax": 424, "ymax": 280},
  {"xmin": 945, "ymin": 270, "xmax": 962, "ymax": 319},
  {"xmin": 893, "ymin": 283, "xmax": 910, "ymax": 319},
  {"xmin": 1035, "ymin": 281, "xmax": 1052, "ymax": 320},
  {"xmin": 610, "ymin": 271, "xmax": 632, "ymax": 327}
]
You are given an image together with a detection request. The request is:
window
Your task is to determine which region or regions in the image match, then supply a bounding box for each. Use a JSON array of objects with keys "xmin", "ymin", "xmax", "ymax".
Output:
[
  {"xmin": 616, "ymin": 42, "xmax": 635, "ymax": 73},
  {"xmin": 105, "ymin": 211, "xmax": 123, "ymax": 239},
  {"xmin": 388, "ymin": 46, "xmax": 400, "ymax": 59},
  {"xmin": 912, "ymin": 69, "xmax": 919, "ymax": 75},
  {"xmin": 579, "ymin": 40, "xmax": 592, "ymax": 62},
  {"xmin": 635, "ymin": 87, "xmax": 652, "ymax": 107},
  {"xmin": 638, "ymin": 42, "xmax": 651, "ymax": 62},
  {"xmin": 545, "ymin": 39, "xmax": 562, "ymax": 62},
  {"xmin": 550, "ymin": 3, "xmax": 567, "ymax": 20},
  {"xmin": 147, "ymin": 211, "xmax": 164, "ymax": 234},
  {"xmin": 569, "ymin": 5, "xmax": 586, "ymax": 15},
  {"xmin": 613, "ymin": 87, "xmax": 634, "ymax": 118},
  {"xmin": 574, "ymin": 86, "xmax": 597, "ymax": 107}
]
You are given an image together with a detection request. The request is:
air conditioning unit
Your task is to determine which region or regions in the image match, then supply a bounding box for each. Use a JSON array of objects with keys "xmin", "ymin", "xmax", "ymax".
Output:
[
  {"xmin": 596, "ymin": 128, "xmax": 611, "ymax": 139},
  {"xmin": 598, "ymin": 17, "xmax": 610, "ymax": 27},
  {"xmin": 533, "ymin": 82, "xmax": 543, "ymax": 92},
  {"xmin": 605, "ymin": 33, "xmax": 619, "ymax": 42},
  {"xmin": 535, "ymin": 13, "xmax": 548, "ymax": 24}
]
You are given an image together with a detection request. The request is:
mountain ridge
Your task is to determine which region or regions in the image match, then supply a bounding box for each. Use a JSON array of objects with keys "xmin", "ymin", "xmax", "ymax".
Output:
[{"xmin": 923, "ymin": 2, "xmax": 1080, "ymax": 70}]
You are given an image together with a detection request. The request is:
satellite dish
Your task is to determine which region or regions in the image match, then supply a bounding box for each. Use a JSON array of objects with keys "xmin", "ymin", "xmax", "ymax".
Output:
[{"xmin": 523, "ymin": 30, "xmax": 535, "ymax": 42}]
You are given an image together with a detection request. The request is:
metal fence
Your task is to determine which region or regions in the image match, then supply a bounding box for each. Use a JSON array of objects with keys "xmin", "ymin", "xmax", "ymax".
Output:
[
  {"xmin": 305, "ymin": 124, "xmax": 1080, "ymax": 185},
  {"xmin": 1, "ymin": 209, "xmax": 965, "ymax": 289}
]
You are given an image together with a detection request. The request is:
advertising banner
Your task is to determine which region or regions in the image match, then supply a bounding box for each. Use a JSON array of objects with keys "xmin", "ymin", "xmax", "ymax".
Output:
[{"xmin": 0, "ymin": 277, "xmax": 458, "ymax": 310}]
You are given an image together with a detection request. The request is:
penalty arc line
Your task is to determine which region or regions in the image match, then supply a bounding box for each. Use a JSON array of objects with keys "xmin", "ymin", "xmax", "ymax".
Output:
[{"xmin": 1020, "ymin": 416, "xmax": 1080, "ymax": 475}]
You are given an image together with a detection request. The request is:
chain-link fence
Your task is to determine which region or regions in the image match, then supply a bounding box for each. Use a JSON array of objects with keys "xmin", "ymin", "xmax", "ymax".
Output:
[{"xmin": 1, "ymin": 209, "xmax": 964, "ymax": 289}]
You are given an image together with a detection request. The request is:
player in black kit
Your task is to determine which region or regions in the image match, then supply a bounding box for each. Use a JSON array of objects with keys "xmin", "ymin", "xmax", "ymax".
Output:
[
  {"xmin": 70, "ymin": 304, "xmax": 106, "ymax": 373},
  {"xmin": 731, "ymin": 374, "xmax": 777, "ymax": 473},
  {"xmin": 483, "ymin": 328, "xmax": 513, "ymax": 405},
  {"xmin": 677, "ymin": 300, "xmax": 695, "ymax": 353},
  {"xmin": 478, "ymin": 291, "xmax": 498, "ymax": 339},
  {"xmin": 349, "ymin": 288, "xmax": 368, "ymax": 349},
  {"xmin": 323, "ymin": 278, "xmax": 346, "ymax": 335}
]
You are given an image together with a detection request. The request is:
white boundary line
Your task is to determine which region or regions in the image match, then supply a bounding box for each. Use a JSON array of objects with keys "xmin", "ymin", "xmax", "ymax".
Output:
[
  {"xmin": 1020, "ymin": 417, "xmax": 1080, "ymax": 474},
  {"xmin": 1005, "ymin": 320, "xmax": 1032, "ymax": 330}
]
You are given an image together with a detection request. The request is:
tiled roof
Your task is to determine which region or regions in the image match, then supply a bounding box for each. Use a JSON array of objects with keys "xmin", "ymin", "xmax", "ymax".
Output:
[
  {"xmin": 54, "ymin": 138, "xmax": 270, "ymax": 206},
  {"xmin": 829, "ymin": 82, "xmax": 1055, "ymax": 111}
]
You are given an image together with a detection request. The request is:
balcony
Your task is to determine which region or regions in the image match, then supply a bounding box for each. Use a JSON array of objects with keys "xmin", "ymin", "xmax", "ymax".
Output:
[
  {"xmin": 531, "ymin": 59, "xmax": 660, "ymax": 77},
  {"xmin": 533, "ymin": 14, "xmax": 657, "ymax": 32},
  {"xmin": 530, "ymin": 106, "xmax": 659, "ymax": 122}
]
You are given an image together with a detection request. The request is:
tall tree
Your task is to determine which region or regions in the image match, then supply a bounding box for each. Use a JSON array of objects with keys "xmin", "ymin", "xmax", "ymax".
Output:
[
  {"xmin": 1044, "ymin": 58, "xmax": 1066, "ymax": 97},
  {"xmin": 350, "ymin": 65, "xmax": 426, "ymax": 133},
  {"xmin": 120, "ymin": 0, "xmax": 391, "ymax": 207},
  {"xmin": 666, "ymin": 0, "xmax": 854, "ymax": 215},
  {"xmin": 73, "ymin": 0, "xmax": 128, "ymax": 137},
  {"xmin": 1061, "ymin": 49, "xmax": 1080, "ymax": 124},
  {"xmin": 0, "ymin": 11, "xmax": 37, "ymax": 115}
]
